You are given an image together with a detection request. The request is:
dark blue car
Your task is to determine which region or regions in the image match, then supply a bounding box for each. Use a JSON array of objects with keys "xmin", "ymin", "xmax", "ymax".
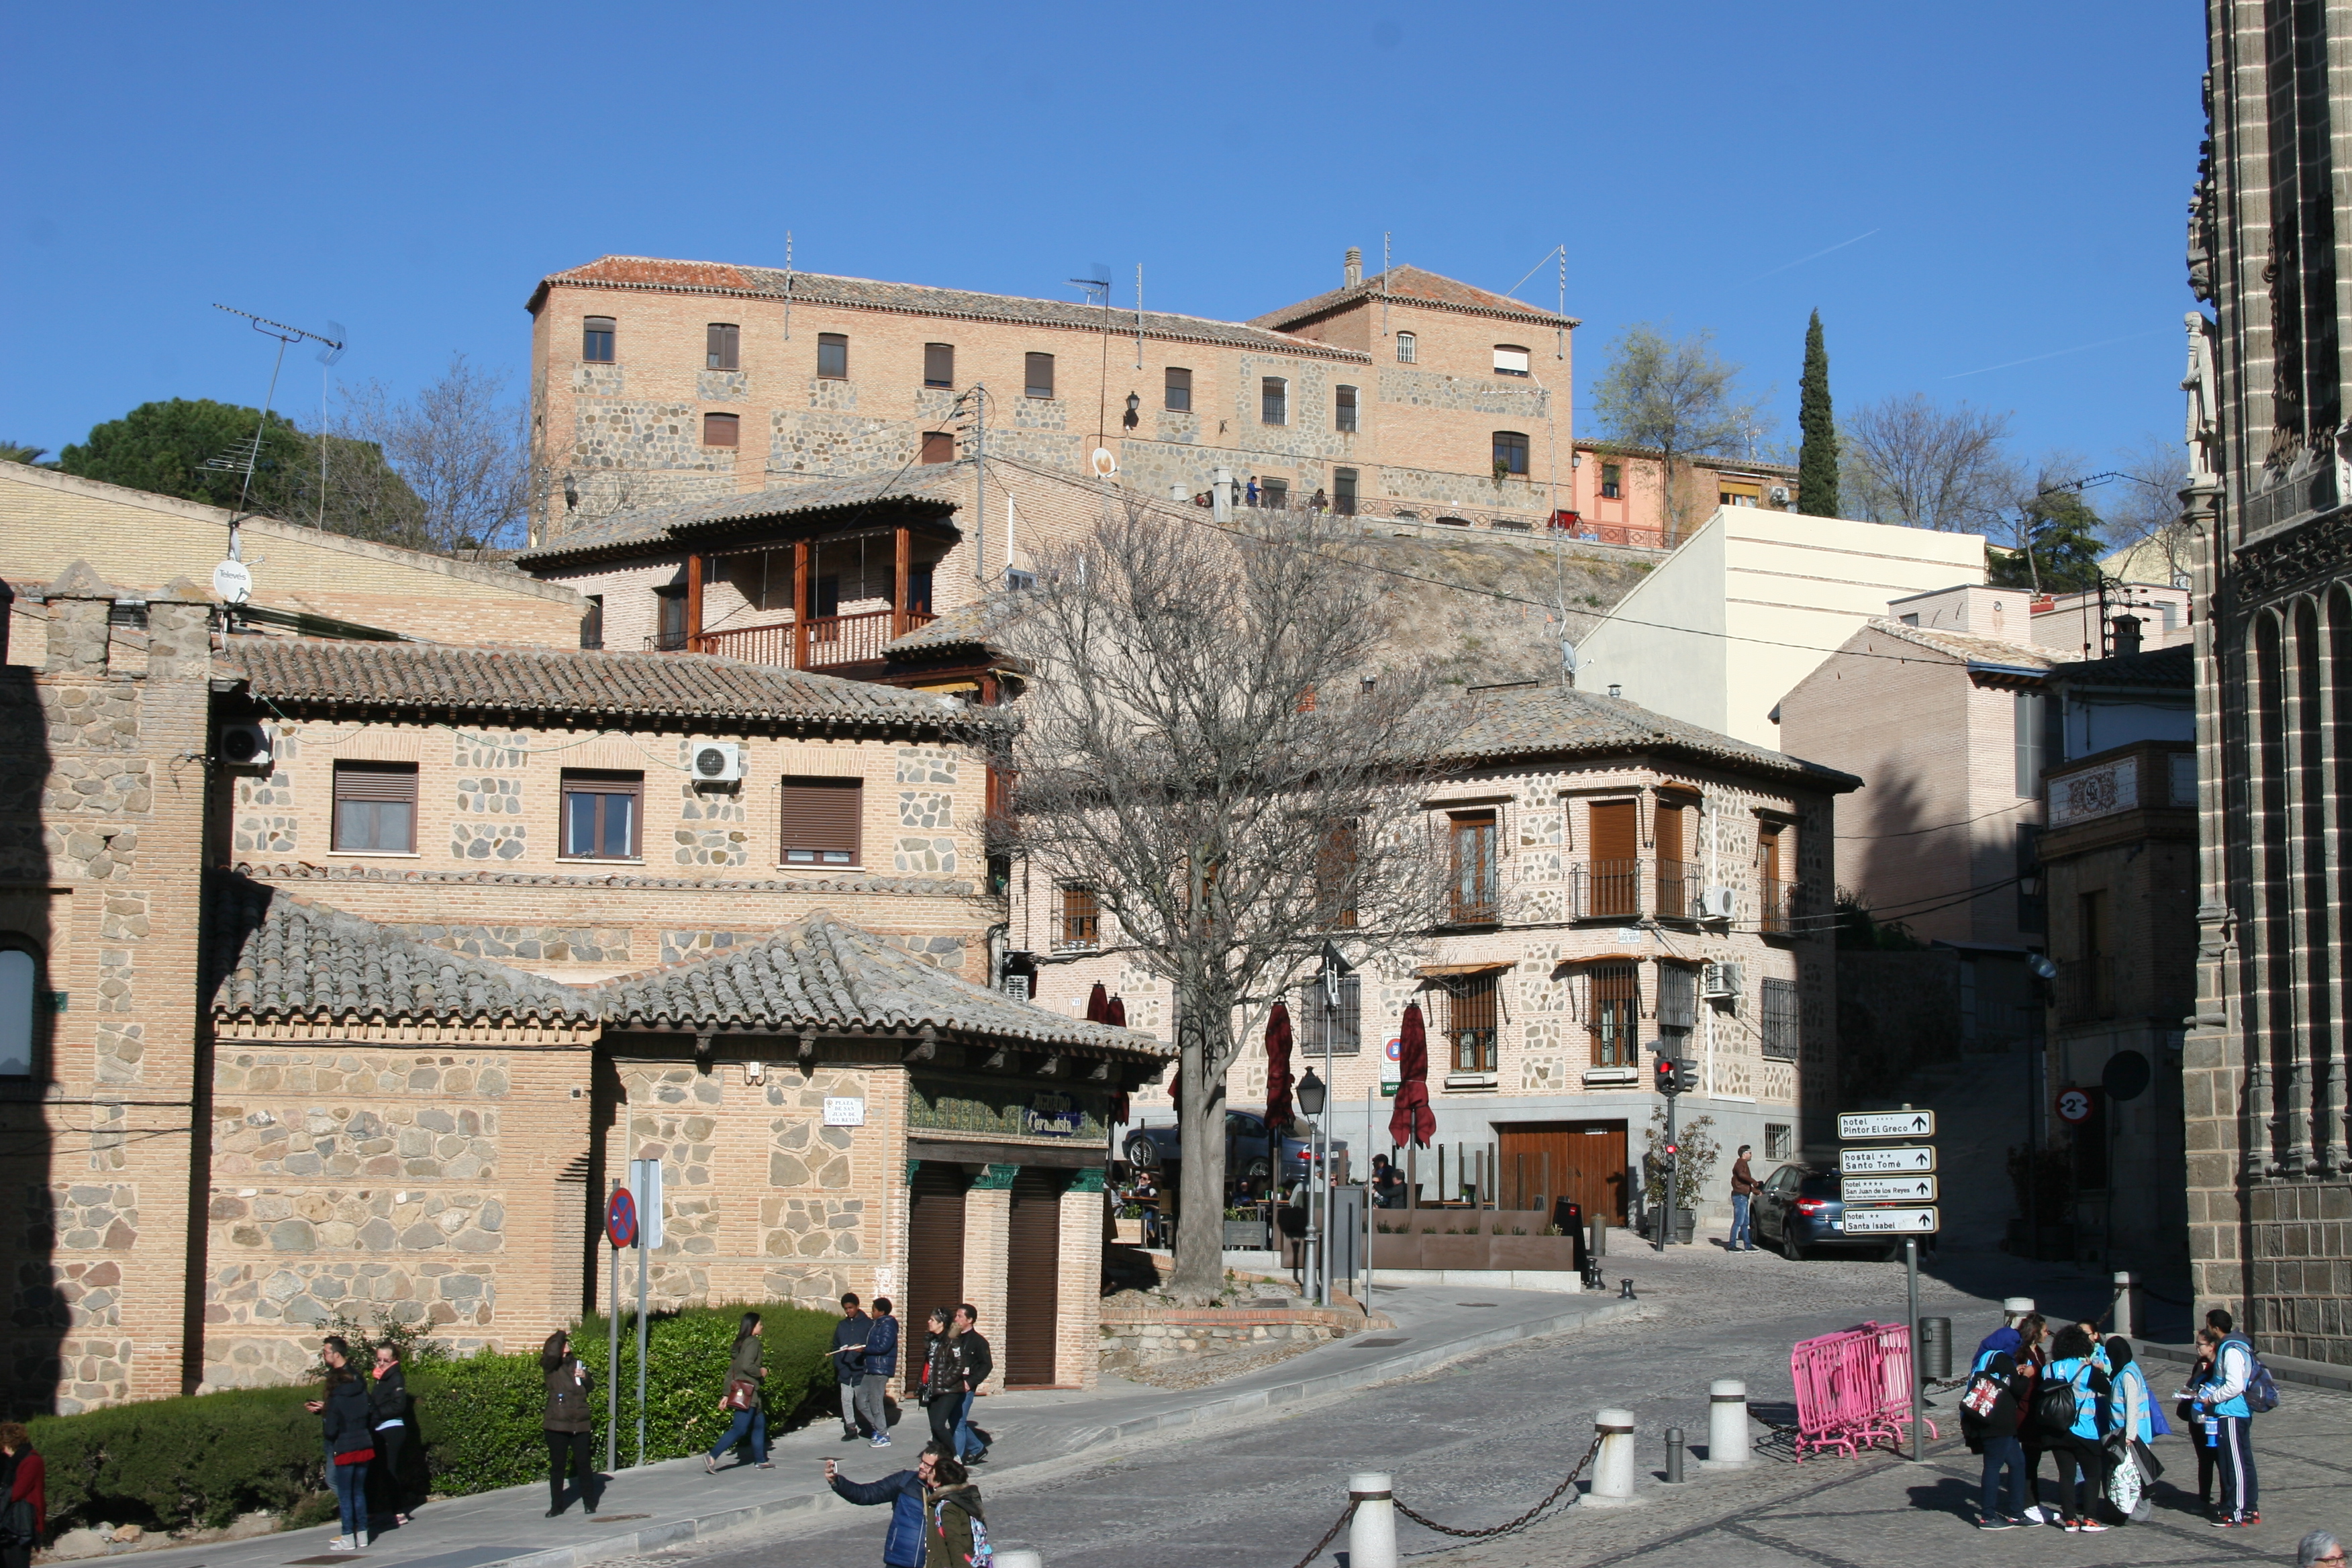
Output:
[{"xmin": 1753, "ymin": 1165, "xmax": 1908, "ymax": 1261}]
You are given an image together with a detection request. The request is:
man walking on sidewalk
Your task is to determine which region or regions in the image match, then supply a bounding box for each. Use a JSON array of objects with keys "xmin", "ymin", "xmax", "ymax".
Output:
[
  {"xmin": 832, "ymin": 1293, "xmax": 872, "ymax": 1442},
  {"xmin": 1728, "ymin": 1144, "xmax": 1760, "ymax": 1252},
  {"xmin": 2196, "ymin": 1308, "xmax": 2261, "ymax": 1527},
  {"xmin": 949, "ymin": 1304, "xmax": 992, "ymax": 1465}
]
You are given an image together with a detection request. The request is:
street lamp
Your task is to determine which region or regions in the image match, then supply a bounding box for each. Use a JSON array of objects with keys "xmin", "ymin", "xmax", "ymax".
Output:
[
  {"xmin": 1297, "ymin": 1067, "xmax": 1326, "ymax": 1302},
  {"xmin": 1297, "ymin": 1067, "xmax": 1326, "ymax": 1118},
  {"xmin": 1123, "ymin": 391, "xmax": 1140, "ymax": 430}
]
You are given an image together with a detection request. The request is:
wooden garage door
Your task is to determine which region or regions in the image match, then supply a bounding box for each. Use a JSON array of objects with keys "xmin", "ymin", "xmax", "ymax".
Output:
[
  {"xmin": 1005, "ymin": 1171, "xmax": 1062, "ymax": 1387},
  {"xmin": 904, "ymin": 1166, "xmax": 967, "ymax": 1393},
  {"xmin": 1495, "ymin": 1121, "xmax": 1629, "ymax": 1225}
]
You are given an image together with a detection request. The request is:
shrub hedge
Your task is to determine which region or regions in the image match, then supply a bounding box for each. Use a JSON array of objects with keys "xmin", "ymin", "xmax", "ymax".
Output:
[{"xmin": 29, "ymin": 1302, "xmax": 841, "ymax": 1535}]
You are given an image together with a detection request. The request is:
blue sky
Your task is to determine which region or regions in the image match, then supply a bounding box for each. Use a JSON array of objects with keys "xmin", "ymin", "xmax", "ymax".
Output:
[{"xmin": 3, "ymin": 2, "xmax": 2203, "ymax": 480}]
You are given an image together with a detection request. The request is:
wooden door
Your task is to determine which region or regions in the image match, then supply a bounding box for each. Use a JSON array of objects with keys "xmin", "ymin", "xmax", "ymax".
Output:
[
  {"xmin": 1496, "ymin": 1121, "xmax": 1629, "ymax": 1224},
  {"xmin": 904, "ymin": 1167, "xmax": 967, "ymax": 1393},
  {"xmin": 1004, "ymin": 1171, "xmax": 1063, "ymax": 1386}
]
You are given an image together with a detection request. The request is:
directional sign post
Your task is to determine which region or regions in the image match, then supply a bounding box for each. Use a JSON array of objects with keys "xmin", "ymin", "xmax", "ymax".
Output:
[
  {"xmin": 1840, "ymin": 1145, "xmax": 1938, "ymax": 1174},
  {"xmin": 1838, "ymin": 1105, "xmax": 1937, "ymax": 1462},
  {"xmin": 1842, "ymin": 1175, "xmax": 1939, "ymax": 1205}
]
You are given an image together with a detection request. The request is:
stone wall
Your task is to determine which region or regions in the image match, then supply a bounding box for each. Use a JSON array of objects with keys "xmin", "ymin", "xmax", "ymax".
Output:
[{"xmin": 1096, "ymin": 1302, "xmax": 1357, "ymax": 1371}]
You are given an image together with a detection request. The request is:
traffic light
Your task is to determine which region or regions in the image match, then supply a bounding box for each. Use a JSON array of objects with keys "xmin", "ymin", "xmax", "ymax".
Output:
[
  {"xmin": 1677, "ymin": 1061, "xmax": 1700, "ymax": 1093},
  {"xmin": 1654, "ymin": 1055, "xmax": 1680, "ymax": 1097}
]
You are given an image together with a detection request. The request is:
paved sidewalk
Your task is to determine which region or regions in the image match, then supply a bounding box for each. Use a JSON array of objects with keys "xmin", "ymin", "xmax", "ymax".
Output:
[{"xmin": 89, "ymin": 1282, "xmax": 1631, "ymax": 1568}]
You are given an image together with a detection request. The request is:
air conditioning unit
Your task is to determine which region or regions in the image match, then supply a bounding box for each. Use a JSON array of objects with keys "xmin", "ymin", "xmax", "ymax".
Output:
[
  {"xmin": 1768, "ymin": 485, "xmax": 1792, "ymax": 507},
  {"xmin": 1702, "ymin": 960, "xmax": 1744, "ymax": 1000},
  {"xmin": 1700, "ymin": 887, "xmax": 1737, "ymax": 921},
  {"xmin": 217, "ymin": 722, "xmax": 273, "ymax": 769},
  {"xmin": 1003, "ymin": 569, "xmax": 1038, "ymax": 592},
  {"xmin": 689, "ymin": 742, "xmax": 746, "ymax": 783}
]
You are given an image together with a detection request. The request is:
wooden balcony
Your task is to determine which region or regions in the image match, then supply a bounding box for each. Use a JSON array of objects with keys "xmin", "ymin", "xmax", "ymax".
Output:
[{"xmin": 685, "ymin": 609, "xmax": 933, "ymax": 671}]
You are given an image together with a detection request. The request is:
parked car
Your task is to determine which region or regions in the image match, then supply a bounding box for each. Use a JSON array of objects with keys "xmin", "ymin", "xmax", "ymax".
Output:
[
  {"xmin": 1122, "ymin": 1108, "xmax": 1344, "ymax": 1189},
  {"xmin": 1752, "ymin": 1164, "xmax": 1914, "ymax": 1261}
]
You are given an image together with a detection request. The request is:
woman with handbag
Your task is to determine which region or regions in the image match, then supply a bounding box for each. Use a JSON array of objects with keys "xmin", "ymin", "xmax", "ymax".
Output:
[
  {"xmin": 2042, "ymin": 1326, "xmax": 2113, "ymax": 1532},
  {"xmin": 542, "ymin": 1330, "xmax": 599, "ymax": 1517},
  {"xmin": 308, "ymin": 1336, "xmax": 376, "ymax": 1551},
  {"xmin": 705, "ymin": 1312, "xmax": 771, "ymax": 1472},
  {"xmin": 0, "ymin": 1422, "xmax": 44, "ymax": 1568}
]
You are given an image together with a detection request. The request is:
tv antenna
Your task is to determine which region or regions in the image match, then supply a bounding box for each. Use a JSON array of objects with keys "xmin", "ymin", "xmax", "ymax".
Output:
[
  {"xmin": 209, "ymin": 305, "xmax": 346, "ymax": 560},
  {"xmin": 314, "ymin": 320, "xmax": 348, "ymax": 529}
]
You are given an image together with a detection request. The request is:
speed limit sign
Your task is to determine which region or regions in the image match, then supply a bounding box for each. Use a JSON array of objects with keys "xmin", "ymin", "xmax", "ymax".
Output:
[{"xmin": 2055, "ymin": 1087, "xmax": 2094, "ymax": 1124}]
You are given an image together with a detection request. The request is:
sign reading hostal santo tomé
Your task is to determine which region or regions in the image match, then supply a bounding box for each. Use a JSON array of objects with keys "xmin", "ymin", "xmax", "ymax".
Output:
[
  {"xmin": 1838, "ymin": 1110, "xmax": 1937, "ymax": 1140},
  {"xmin": 1840, "ymin": 1145, "xmax": 1937, "ymax": 1174}
]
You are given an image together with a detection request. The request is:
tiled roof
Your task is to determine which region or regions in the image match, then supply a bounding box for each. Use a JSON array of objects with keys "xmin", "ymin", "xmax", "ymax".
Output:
[
  {"xmin": 234, "ymin": 861, "xmax": 973, "ymax": 897},
  {"xmin": 2047, "ymin": 641, "xmax": 2193, "ymax": 689},
  {"xmin": 218, "ymin": 636, "xmax": 989, "ymax": 730},
  {"xmin": 207, "ymin": 876, "xmax": 595, "ymax": 1026},
  {"xmin": 1252, "ymin": 266, "xmax": 1577, "ymax": 332},
  {"xmin": 1865, "ymin": 620, "xmax": 2059, "ymax": 670},
  {"xmin": 883, "ymin": 595, "xmax": 1028, "ymax": 663},
  {"xmin": 520, "ymin": 467, "xmax": 965, "ymax": 565},
  {"xmin": 1441, "ymin": 680, "xmax": 1861, "ymax": 790},
  {"xmin": 597, "ymin": 911, "xmax": 1171, "ymax": 1057},
  {"xmin": 534, "ymin": 256, "xmax": 1366, "ymax": 360}
]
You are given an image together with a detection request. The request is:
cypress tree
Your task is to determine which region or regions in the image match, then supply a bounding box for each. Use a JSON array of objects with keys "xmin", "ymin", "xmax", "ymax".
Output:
[{"xmin": 1796, "ymin": 309, "xmax": 1839, "ymax": 517}]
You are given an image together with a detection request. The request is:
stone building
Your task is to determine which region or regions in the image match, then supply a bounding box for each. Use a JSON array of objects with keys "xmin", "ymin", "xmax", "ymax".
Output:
[
  {"xmin": 2180, "ymin": 0, "xmax": 2352, "ymax": 1362},
  {"xmin": 0, "ymin": 569, "xmax": 1164, "ymax": 1412},
  {"xmin": 524, "ymin": 251, "xmax": 1790, "ymax": 557},
  {"xmin": 1016, "ymin": 680, "xmax": 1857, "ymax": 1228}
]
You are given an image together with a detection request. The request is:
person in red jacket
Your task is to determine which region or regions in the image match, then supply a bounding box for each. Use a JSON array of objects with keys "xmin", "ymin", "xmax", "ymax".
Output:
[{"xmin": 0, "ymin": 1420, "xmax": 44, "ymax": 1568}]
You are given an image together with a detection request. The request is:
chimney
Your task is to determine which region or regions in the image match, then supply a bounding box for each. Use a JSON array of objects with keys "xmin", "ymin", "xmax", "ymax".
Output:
[
  {"xmin": 2110, "ymin": 614, "xmax": 2144, "ymax": 657},
  {"xmin": 1344, "ymin": 247, "xmax": 1363, "ymax": 287}
]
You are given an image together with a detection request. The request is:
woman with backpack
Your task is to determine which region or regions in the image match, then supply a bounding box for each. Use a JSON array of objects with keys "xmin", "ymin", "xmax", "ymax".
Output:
[
  {"xmin": 705, "ymin": 1312, "xmax": 771, "ymax": 1473},
  {"xmin": 1959, "ymin": 1349, "xmax": 2032, "ymax": 1528},
  {"xmin": 2041, "ymin": 1325, "xmax": 2114, "ymax": 1532},
  {"xmin": 922, "ymin": 1454, "xmax": 987, "ymax": 1568}
]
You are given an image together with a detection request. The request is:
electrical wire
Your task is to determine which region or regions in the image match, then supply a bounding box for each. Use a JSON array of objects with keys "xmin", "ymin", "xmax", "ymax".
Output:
[{"xmin": 1834, "ymin": 801, "xmax": 2039, "ymax": 840}]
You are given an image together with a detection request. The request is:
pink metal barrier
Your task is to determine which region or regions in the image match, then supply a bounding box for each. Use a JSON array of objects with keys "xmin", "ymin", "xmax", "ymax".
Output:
[{"xmin": 1787, "ymin": 1321, "xmax": 1938, "ymax": 1461}]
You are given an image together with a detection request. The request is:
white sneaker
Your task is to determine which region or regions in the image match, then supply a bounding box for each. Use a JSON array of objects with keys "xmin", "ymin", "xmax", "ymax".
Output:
[
  {"xmin": 2022, "ymin": 1506, "xmax": 2045, "ymax": 1524},
  {"xmin": 328, "ymin": 1537, "xmax": 358, "ymax": 1553}
]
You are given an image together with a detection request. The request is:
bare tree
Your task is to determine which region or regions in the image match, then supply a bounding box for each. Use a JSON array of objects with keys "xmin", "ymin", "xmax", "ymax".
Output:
[
  {"xmin": 334, "ymin": 354, "xmax": 530, "ymax": 551},
  {"xmin": 1842, "ymin": 393, "xmax": 2015, "ymax": 531},
  {"xmin": 1588, "ymin": 325, "xmax": 1769, "ymax": 537},
  {"xmin": 2098, "ymin": 434, "xmax": 2194, "ymax": 586},
  {"xmin": 1001, "ymin": 498, "xmax": 1453, "ymax": 1300}
]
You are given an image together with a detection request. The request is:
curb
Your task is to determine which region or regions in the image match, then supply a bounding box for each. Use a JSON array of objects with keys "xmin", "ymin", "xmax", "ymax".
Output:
[{"xmin": 356, "ymin": 1296, "xmax": 1640, "ymax": 1568}]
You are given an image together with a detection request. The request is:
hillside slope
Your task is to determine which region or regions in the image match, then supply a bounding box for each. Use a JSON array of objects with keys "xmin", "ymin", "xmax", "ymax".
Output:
[{"xmin": 1353, "ymin": 534, "xmax": 1655, "ymax": 687}]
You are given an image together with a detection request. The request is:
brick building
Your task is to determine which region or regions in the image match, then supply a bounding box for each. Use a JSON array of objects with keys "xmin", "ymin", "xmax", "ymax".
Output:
[
  {"xmin": 524, "ymin": 251, "xmax": 1787, "ymax": 559},
  {"xmin": 1014, "ymin": 680, "xmax": 1857, "ymax": 1228},
  {"xmin": 0, "ymin": 572, "xmax": 1164, "ymax": 1412}
]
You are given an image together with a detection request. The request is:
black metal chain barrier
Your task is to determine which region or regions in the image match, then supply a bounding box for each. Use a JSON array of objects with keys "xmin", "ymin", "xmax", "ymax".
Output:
[
  {"xmin": 1390, "ymin": 1431, "xmax": 1606, "ymax": 1542},
  {"xmin": 1285, "ymin": 1500, "xmax": 1358, "ymax": 1568}
]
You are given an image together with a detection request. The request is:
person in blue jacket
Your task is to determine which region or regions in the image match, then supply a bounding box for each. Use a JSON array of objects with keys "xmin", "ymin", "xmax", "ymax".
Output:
[
  {"xmin": 826, "ymin": 1445, "xmax": 942, "ymax": 1568},
  {"xmin": 859, "ymin": 1297, "xmax": 901, "ymax": 1448},
  {"xmin": 2193, "ymin": 1308, "xmax": 2260, "ymax": 1527},
  {"xmin": 2043, "ymin": 1325, "xmax": 2114, "ymax": 1532}
]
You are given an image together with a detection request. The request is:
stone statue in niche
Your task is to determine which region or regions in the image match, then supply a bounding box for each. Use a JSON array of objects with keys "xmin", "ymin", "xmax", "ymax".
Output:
[{"xmin": 2184, "ymin": 311, "xmax": 2220, "ymax": 486}]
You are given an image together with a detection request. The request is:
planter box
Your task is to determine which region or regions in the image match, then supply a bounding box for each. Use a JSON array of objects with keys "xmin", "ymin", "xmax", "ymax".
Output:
[
  {"xmin": 1369, "ymin": 1230, "xmax": 1581, "ymax": 1271},
  {"xmin": 1489, "ymin": 1234, "xmax": 1579, "ymax": 1270},
  {"xmin": 1114, "ymin": 1218, "xmax": 1144, "ymax": 1244}
]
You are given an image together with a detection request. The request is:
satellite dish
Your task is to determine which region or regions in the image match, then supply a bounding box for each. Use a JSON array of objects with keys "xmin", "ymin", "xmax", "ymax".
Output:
[
  {"xmin": 212, "ymin": 558, "xmax": 254, "ymax": 605},
  {"xmin": 1561, "ymin": 640, "xmax": 1579, "ymax": 673},
  {"xmin": 1090, "ymin": 447, "xmax": 1118, "ymax": 479}
]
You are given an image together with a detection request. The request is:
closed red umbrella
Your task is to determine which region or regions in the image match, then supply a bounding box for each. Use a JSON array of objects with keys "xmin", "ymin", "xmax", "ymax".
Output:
[
  {"xmin": 1263, "ymin": 1002, "xmax": 1295, "ymax": 1134},
  {"xmin": 1389, "ymin": 1002, "xmax": 1435, "ymax": 1150},
  {"xmin": 1105, "ymin": 997, "xmax": 1130, "ymax": 1126},
  {"xmin": 1085, "ymin": 982, "xmax": 1109, "ymax": 1022}
]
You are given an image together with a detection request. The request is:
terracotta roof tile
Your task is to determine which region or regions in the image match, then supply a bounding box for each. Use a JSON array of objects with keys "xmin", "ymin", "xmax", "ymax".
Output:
[
  {"xmin": 520, "ymin": 466, "xmax": 965, "ymax": 565},
  {"xmin": 1253, "ymin": 266, "xmax": 1577, "ymax": 332},
  {"xmin": 219, "ymin": 636, "xmax": 989, "ymax": 730},
  {"xmin": 1441, "ymin": 681, "xmax": 1860, "ymax": 789},
  {"xmin": 596, "ymin": 910, "xmax": 1171, "ymax": 1056},
  {"xmin": 538, "ymin": 256, "xmax": 1365, "ymax": 360}
]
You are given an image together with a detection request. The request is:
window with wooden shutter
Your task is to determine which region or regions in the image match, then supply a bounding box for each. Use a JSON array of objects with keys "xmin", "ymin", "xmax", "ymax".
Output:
[
  {"xmin": 1582, "ymin": 799, "xmax": 1638, "ymax": 919},
  {"xmin": 1164, "ymin": 366, "xmax": 1191, "ymax": 411},
  {"xmin": 561, "ymin": 771, "xmax": 641, "ymax": 860},
  {"xmin": 919, "ymin": 431, "xmax": 955, "ymax": 464},
  {"xmin": 333, "ymin": 762, "xmax": 418, "ymax": 852},
  {"xmin": 779, "ymin": 777, "xmax": 861, "ymax": 865},
  {"xmin": 1026, "ymin": 352, "xmax": 1055, "ymax": 399},
  {"xmin": 1449, "ymin": 812, "xmax": 1498, "ymax": 923},
  {"xmin": 1657, "ymin": 963, "xmax": 1698, "ymax": 1031},
  {"xmin": 924, "ymin": 342, "xmax": 955, "ymax": 388},
  {"xmin": 707, "ymin": 323, "xmax": 740, "ymax": 370},
  {"xmin": 1441, "ymin": 973, "xmax": 1498, "ymax": 1073},
  {"xmin": 1654, "ymin": 796, "xmax": 1696, "ymax": 920},
  {"xmin": 703, "ymin": 412, "xmax": 739, "ymax": 447},
  {"xmin": 817, "ymin": 333, "xmax": 848, "ymax": 380}
]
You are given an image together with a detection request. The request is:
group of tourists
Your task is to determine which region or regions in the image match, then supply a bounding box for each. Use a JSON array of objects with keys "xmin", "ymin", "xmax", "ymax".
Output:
[
  {"xmin": 299, "ymin": 1334, "xmax": 420, "ymax": 1550},
  {"xmin": 1960, "ymin": 1296, "xmax": 2271, "ymax": 1532}
]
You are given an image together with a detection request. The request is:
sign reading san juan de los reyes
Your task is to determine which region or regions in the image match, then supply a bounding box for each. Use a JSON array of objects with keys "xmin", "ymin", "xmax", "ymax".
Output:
[{"xmin": 1841, "ymin": 1174, "xmax": 1938, "ymax": 1204}]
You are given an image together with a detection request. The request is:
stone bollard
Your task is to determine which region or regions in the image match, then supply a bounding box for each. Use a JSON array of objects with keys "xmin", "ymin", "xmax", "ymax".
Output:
[
  {"xmin": 1346, "ymin": 1473, "xmax": 1399, "ymax": 1568},
  {"xmin": 1589, "ymin": 1409, "xmax": 1637, "ymax": 1502},
  {"xmin": 2112, "ymin": 1271, "xmax": 2136, "ymax": 1338},
  {"xmin": 1705, "ymin": 1379, "xmax": 1751, "ymax": 1467},
  {"xmin": 996, "ymin": 1553, "xmax": 1043, "ymax": 1568}
]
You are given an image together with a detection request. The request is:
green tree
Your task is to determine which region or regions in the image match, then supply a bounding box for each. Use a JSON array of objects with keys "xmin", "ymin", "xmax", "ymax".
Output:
[
  {"xmin": 1987, "ymin": 488, "xmax": 2105, "ymax": 593},
  {"xmin": 1, "ymin": 440, "xmax": 54, "ymax": 467},
  {"xmin": 1589, "ymin": 324, "xmax": 1767, "ymax": 538},
  {"xmin": 59, "ymin": 398, "xmax": 313, "ymax": 517},
  {"xmin": 1796, "ymin": 309, "xmax": 1838, "ymax": 517}
]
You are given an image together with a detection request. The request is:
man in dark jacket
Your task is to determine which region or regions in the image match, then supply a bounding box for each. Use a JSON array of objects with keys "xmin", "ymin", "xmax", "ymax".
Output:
[
  {"xmin": 859, "ymin": 1297, "xmax": 901, "ymax": 1447},
  {"xmin": 1963, "ymin": 1350, "xmax": 2032, "ymax": 1529},
  {"xmin": 949, "ymin": 1304, "xmax": 991, "ymax": 1464},
  {"xmin": 832, "ymin": 1293, "xmax": 871, "ymax": 1442},
  {"xmin": 825, "ymin": 1446, "xmax": 940, "ymax": 1568}
]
